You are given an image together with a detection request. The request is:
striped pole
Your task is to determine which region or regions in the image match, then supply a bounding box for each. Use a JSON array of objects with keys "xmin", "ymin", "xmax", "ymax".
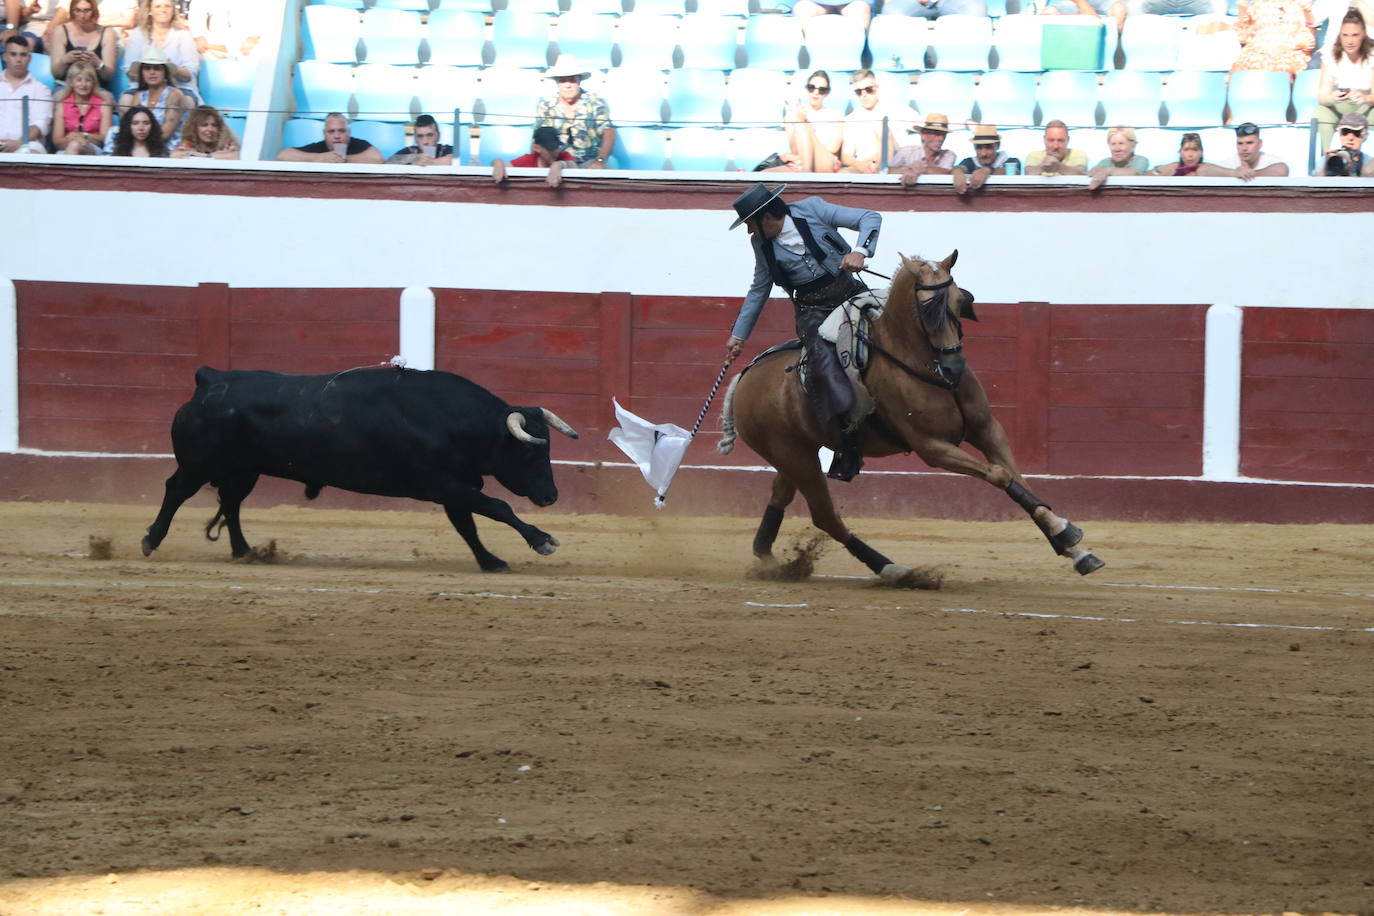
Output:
[{"xmin": 690, "ymin": 361, "xmax": 731, "ymax": 439}]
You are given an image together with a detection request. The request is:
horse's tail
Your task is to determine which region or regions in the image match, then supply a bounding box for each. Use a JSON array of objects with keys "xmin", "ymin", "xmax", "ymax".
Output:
[{"xmin": 717, "ymin": 371, "xmax": 743, "ymax": 454}]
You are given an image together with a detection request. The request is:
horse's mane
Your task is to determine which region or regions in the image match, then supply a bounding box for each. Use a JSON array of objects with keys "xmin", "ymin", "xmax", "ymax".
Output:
[{"xmin": 885, "ymin": 254, "xmax": 923, "ymax": 314}]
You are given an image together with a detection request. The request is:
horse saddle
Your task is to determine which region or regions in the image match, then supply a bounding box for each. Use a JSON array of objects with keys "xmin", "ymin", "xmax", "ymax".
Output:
[{"xmin": 816, "ymin": 287, "xmax": 887, "ymax": 373}]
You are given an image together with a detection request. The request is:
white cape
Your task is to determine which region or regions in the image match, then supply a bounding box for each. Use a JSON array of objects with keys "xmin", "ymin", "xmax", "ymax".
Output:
[{"xmin": 607, "ymin": 398, "xmax": 694, "ymax": 508}]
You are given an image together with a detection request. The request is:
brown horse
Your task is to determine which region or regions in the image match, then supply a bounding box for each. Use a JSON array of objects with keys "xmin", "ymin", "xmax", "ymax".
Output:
[{"xmin": 718, "ymin": 251, "xmax": 1105, "ymax": 584}]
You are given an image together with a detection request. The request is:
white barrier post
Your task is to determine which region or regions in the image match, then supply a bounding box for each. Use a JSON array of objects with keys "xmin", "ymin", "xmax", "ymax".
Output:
[
  {"xmin": 0, "ymin": 279, "xmax": 17, "ymax": 453},
  {"xmin": 398, "ymin": 286, "xmax": 436, "ymax": 371},
  {"xmin": 1202, "ymin": 302, "xmax": 1243, "ymax": 481}
]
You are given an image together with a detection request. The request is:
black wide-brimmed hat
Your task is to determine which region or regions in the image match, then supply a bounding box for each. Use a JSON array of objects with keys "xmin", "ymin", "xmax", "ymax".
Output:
[{"xmin": 729, "ymin": 182, "xmax": 787, "ymax": 230}]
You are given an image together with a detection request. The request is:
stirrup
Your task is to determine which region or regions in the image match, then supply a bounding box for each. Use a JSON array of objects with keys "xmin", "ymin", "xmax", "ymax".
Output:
[{"xmin": 826, "ymin": 448, "xmax": 864, "ymax": 482}]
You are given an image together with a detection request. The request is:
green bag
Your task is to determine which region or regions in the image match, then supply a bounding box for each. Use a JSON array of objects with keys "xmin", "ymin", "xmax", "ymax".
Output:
[{"xmin": 1040, "ymin": 21, "xmax": 1106, "ymax": 70}]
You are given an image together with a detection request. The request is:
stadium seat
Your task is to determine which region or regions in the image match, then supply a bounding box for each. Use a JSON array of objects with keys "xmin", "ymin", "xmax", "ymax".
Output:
[
  {"xmin": 556, "ymin": 12, "xmax": 618, "ymax": 70},
  {"xmin": 476, "ymin": 87, "xmax": 540, "ymax": 126},
  {"xmin": 695, "ymin": 0, "xmax": 749, "ymax": 14},
  {"xmin": 991, "ymin": 13, "xmax": 1041, "ymax": 71},
  {"xmin": 677, "ymin": 14, "xmax": 741, "ymax": 69},
  {"xmin": 308, "ymin": 0, "xmax": 363, "ymax": 7},
  {"xmin": 801, "ymin": 13, "xmax": 866, "ymax": 72},
  {"xmin": 596, "ymin": 66, "xmax": 668, "ymax": 124},
  {"xmin": 667, "ymin": 67, "xmax": 727, "ymax": 125},
  {"xmin": 361, "ymin": 8, "xmax": 423, "ymax": 64},
  {"xmin": 743, "ymin": 14, "xmax": 803, "ymax": 70},
  {"xmin": 567, "ymin": 0, "xmax": 625, "ymax": 11},
  {"xmin": 1119, "ymin": 14, "xmax": 1183, "ymax": 70},
  {"xmin": 630, "ymin": 0, "xmax": 683, "ymax": 13},
  {"xmin": 725, "ymin": 67, "xmax": 788, "ymax": 127},
  {"xmin": 372, "ymin": 0, "xmax": 428, "ymax": 10},
  {"xmin": 995, "ymin": 126, "xmax": 1042, "ymax": 165},
  {"xmin": 302, "ymin": 4, "xmax": 363, "ymax": 63},
  {"xmin": 224, "ymin": 115, "xmax": 247, "ymax": 144},
  {"xmin": 1173, "ymin": 24, "xmax": 1241, "ymax": 71},
  {"xmin": 1040, "ymin": 15, "xmax": 1115, "ymax": 70},
  {"xmin": 415, "ymin": 66, "xmax": 482, "ymax": 121},
  {"xmin": 478, "ymin": 123, "xmax": 538, "ymax": 164},
  {"xmin": 294, "ymin": 60, "xmax": 355, "ymax": 117},
  {"xmin": 669, "ymin": 126, "xmax": 730, "ymax": 169},
  {"xmin": 433, "ymin": 0, "xmax": 491, "ymax": 10},
  {"xmin": 1226, "ymin": 69, "xmax": 1293, "ymax": 126},
  {"xmin": 612, "ymin": 124, "xmax": 668, "ymax": 168},
  {"xmin": 1162, "ymin": 70, "xmax": 1227, "ymax": 128},
  {"xmin": 912, "ymin": 70, "xmax": 977, "ymax": 122},
  {"xmin": 350, "ymin": 119, "xmax": 408, "ymax": 156},
  {"xmin": 1099, "ymin": 70, "xmax": 1163, "ymax": 128},
  {"xmin": 513, "ymin": 0, "xmax": 561, "ymax": 12},
  {"xmin": 27, "ymin": 52, "xmax": 54, "ymax": 89},
  {"xmin": 1132, "ymin": 126, "xmax": 1182, "ymax": 168},
  {"xmin": 873, "ymin": 70, "xmax": 914, "ymax": 109},
  {"xmin": 282, "ymin": 117, "xmax": 324, "ymax": 149},
  {"xmin": 729, "ymin": 126, "xmax": 788, "ymax": 170},
  {"xmin": 490, "ymin": 10, "xmax": 555, "ymax": 68},
  {"xmin": 1256, "ymin": 123, "xmax": 1306, "ymax": 173},
  {"xmin": 199, "ymin": 58, "xmax": 256, "ymax": 112},
  {"xmin": 1036, "ymin": 69, "xmax": 1100, "ymax": 128},
  {"xmin": 974, "ymin": 69, "xmax": 1037, "ymax": 127},
  {"xmin": 867, "ymin": 14, "xmax": 930, "ymax": 72},
  {"xmin": 425, "ymin": 9, "xmax": 487, "ymax": 67},
  {"xmin": 616, "ymin": 13, "xmax": 681, "ymax": 67},
  {"xmin": 1291, "ymin": 68, "xmax": 1319, "ymax": 123},
  {"xmin": 353, "ymin": 64, "xmax": 418, "ymax": 122},
  {"xmin": 929, "ymin": 14, "xmax": 994, "ymax": 71}
]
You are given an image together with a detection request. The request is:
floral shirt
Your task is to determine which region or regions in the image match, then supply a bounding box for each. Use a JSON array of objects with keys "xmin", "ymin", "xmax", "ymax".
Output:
[
  {"xmin": 535, "ymin": 90, "xmax": 612, "ymax": 164},
  {"xmin": 1233, "ymin": 0, "xmax": 1315, "ymax": 77}
]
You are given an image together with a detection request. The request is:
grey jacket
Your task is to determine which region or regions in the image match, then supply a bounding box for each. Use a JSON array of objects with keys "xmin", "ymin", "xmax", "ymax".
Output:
[{"xmin": 731, "ymin": 195, "xmax": 881, "ymax": 341}]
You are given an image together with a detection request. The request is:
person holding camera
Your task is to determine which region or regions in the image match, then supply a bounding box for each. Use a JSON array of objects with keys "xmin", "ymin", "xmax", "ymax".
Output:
[
  {"xmin": 1313, "ymin": 9, "xmax": 1374, "ymax": 154},
  {"xmin": 1316, "ymin": 111, "xmax": 1374, "ymax": 175}
]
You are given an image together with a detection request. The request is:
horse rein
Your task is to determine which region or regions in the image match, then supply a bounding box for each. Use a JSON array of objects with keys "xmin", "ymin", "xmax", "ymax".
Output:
[{"xmin": 863, "ymin": 272, "xmax": 967, "ymax": 391}]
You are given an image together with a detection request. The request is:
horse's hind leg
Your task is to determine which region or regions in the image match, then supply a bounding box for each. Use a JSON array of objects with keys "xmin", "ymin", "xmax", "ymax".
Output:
[
  {"xmin": 753, "ymin": 475, "xmax": 797, "ymax": 560},
  {"xmin": 142, "ymin": 467, "xmax": 208, "ymax": 556}
]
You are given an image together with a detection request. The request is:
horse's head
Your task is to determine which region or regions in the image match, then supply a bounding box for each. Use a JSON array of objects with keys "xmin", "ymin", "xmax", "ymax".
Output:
[{"xmin": 891, "ymin": 250, "xmax": 978, "ymax": 389}]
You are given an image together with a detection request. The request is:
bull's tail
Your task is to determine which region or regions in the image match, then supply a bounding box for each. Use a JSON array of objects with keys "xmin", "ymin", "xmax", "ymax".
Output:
[
  {"xmin": 716, "ymin": 372, "xmax": 743, "ymax": 455},
  {"xmin": 204, "ymin": 509, "xmax": 226, "ymax": 542}
]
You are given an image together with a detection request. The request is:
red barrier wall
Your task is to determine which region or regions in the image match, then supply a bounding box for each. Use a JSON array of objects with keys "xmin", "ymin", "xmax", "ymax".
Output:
[{"xmin": 1241, "ymin": 308, "xmax": 1374, "ymax": 484}]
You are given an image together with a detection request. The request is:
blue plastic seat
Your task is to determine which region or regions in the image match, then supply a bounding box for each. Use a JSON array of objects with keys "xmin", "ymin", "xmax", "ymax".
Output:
[
  {"xmin": 729, "ymin": 126, "xmax": 788, "ymax": 169},
  {"xmin": 1291, "ymin": 68, "xmax": 1319, "ymax": 123},
  {"xmin": 1099, "ymin": 70, "xmax": 1163, "ymax": 128},
  {"xmin": 1162, "ymin": 70, "xmax": 1227, "ymax": 128},
  {"xmin": 224, "ymin": 115, "xmax": 247, "ymax": 143},
  {"xmin": 556, "ymin": 12, "xmax": 618, "ymax": 69},
  {"xmin": 974, "ymin": 69, "xmax": 1037, "ymax": 127},
  {"xmin": 667, "ymin": 67, "xmax": 727, "ymax": 125},
  {"xmin": 361, "ymin": 10, "xmax": 423, "ymax": 65},
  {"xmin": 513, "ymin": 0, "xmax": 561, "ymax": 12},
  {"xmin": 990, "ymin": 13, "xmax": 1040, "ymax": 71},
  {"xmin": 567, "ymin": 0, "xmax": 624, "ymax": 11},
  {"xmin": 616, "ymin": 13, "xmax": 681, "ymax": 67},
  {"xmin": 695, "ymin": 0, "xmax": 749, "ymax": 14},
  {"xmin": 199, "ymin": 57, "xmax": 255, "ymax": 112},
  {"xmin": 282, "ymin": 117, "xmax": 324, "ymax": 149},
  {"xmin": 307, "ymin": 0, "xmax": 363, "ymax": 6},
  {"xmin": 725, "ymin": 67, "xmax": 788, "ymax": 127},
  {"xmin": 597, "ymin": 66, "xmax": 667, "ymax": 124},
  {"xmin": 476, "ymin": 66, "xmax": 542, "ymax": 125},
  {"xmin": 1039, "ymin": 15, "xmax": 1115, "ymax": 70},
  {"xmin": 1036, "ymin": 69, "xmax": 1099, "ymax": 128},
  {"xmin": 630, "ymin": 0, "xmax": 684, "ymax": 12},
  {"xmin": 669, "ymin": 126, "xmax": 730, "ymax": 169},
  {"xmin": 372, "ymin": 0, "xmax": 429, "ymax": 10},
  {"xmin": 294, "ymin": 60, "xmax": 355, "ymax": 117},
  {"xmin": 433, "ymin": 0, "xmax": 491, "ymax": 10},
  {"xmin": 677, "ymin": 14, "xmax": 741, "ymax": 69},
  {"xmin": 867, "ymin": 14, "xmax": 930, "ymax": 72},
  {"xmin": 612, "ymin": 124, "xmax": 668, "ymax": 168},
  {"xmin": 1174, "ymin": 26, "xmax": 1241, "ymax": 71},
  {"xmin": 743, "ymin": 14, "xmax": 803, "ymax": 70},
  {"xmin": 353, "ymin": 64, "xmax": 418, "ymax": 121},
  {"xmin": 425, "ymin": 9, "xmax": 487, "ymax": 67},
  {"xmin": 1119, "ymin": 13, "xmax": 1182, "ymax": 70},
  {"xmin": 912, "ymin": 70, "xmax": 977, "ymax": 121},
  {"xmin": 414, "ymin": 65, "xmax": 482, "ymax": 120},
  {"xmin": 491, "ymin": 10, "xmax": 555, "ymax": 68},
  {"xmin": 801, "ymin": 13, "xmax": 865, "ymax": 72},
  {"xmin": 350, "ymin": 119, "xmax": 408, "ymax": 156},
  {"xmin": 302, "ymin": 4, "xmax": 363, "ymax": 62},
  {"xmin": 478, "ymin": 123, "xmax": 537, "ymax": 164},
  {"xmin": 1226, "ymin": 69, "xmax": 1293, "ymax": 126},
  {"xmin": 929, "ymin": 14, "xmax": 993, "ymax": 72},
  {"xmin": 27, "ymin": 52, "xmax": 55, "ymax": 89}
]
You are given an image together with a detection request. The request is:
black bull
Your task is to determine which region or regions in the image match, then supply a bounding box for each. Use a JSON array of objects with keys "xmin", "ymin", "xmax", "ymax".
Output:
[{"xmin": 141, "ymin": 366, "xmax": 579, "ymax": 572}]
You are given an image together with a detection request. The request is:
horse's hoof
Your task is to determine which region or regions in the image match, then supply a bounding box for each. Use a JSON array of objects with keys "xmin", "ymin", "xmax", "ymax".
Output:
[
  {"xmin": 140, "ymin": 535, "xmax": 155, "ymax": 557},
  {"xmin": 878, "ymin": 564, "xmax": 944, "ymax": 590},
  {"xmin": 481, "ymin": 562, "xmax": 512, "ymax": 573},
  {"xmin": 1074, "ymin": 552, "xmax": 1106, "ymax": 576},
  {"xmin": 1050, "ymin": 522, "xmax": 1084, "ymax": 555},
  {"xmin": 879, "ymin": 563, "xmax": 912, "ymax": 584},
  {"xmin": 534, "ymin": 536, "xmax": 559, "ymax": 556}
]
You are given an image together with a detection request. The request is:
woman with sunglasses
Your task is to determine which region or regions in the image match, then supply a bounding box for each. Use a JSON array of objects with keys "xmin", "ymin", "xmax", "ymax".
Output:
[{"xmin": 784, "ymin": 70, "xmax": 843, "ymax": 172}]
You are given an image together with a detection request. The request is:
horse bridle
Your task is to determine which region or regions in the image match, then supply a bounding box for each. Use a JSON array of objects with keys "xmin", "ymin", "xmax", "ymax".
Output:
[{"xmin": 863, "ymin": 270, "xmax": 968, "ymax": 391}]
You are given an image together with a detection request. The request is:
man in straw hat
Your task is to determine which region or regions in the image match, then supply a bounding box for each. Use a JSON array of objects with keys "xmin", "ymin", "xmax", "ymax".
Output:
[
  {"xmin": 952, "ymin": 123, "xmax": 1017, "ymax": 195},
  {"xmin": 724, "ymin": 184, "xmax": 881, "ymax": 481},
  {"xmin": 535, "ymin": 53, "xmax": 615, "ymax": 169},
  {"xmin": 888, "ymin": 111, "xmax": 955, "ymax": 185}
]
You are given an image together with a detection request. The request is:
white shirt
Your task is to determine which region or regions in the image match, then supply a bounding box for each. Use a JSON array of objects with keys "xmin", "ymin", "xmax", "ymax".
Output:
[
  {"xmin": 843, "ymin": 100, "xmax": 917, "ymax": 163},
  {"xmin": 775, "ymin": 215, "xmax": 806, "ymax": 256},
  {"xmin": 1321, "ymin": 45, "xmax": 1374, "ymax": 91},
  {"xmin": 1216, "ymin": 150, "xmax": 1285, "ymax": 169},
  {"xmin": 0, "ymin": 70, "xmax": 53, "ymax": 141}
]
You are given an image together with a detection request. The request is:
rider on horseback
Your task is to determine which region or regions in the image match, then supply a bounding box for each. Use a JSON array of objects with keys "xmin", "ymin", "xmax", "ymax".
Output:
[{"xmin": 723, "ymin": 183, "xmax": 880, "ymax": 482}]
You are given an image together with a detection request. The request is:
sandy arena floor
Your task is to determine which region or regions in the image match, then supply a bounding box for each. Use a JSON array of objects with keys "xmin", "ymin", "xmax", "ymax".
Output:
[{"xmin": 0, "ymin": 499, "xmax": 1371, "ymax": 916}]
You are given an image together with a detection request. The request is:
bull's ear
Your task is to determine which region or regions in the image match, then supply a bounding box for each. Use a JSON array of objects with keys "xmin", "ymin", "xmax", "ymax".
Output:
[{"xmin": 958, "ymin": 290, "xmax": 978, "ymax": 322}]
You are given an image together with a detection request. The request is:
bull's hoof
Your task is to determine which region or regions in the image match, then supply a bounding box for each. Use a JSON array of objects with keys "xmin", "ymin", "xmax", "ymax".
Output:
[
  {"xmin": 1074, "ymin": 552, "xmax": 1106, "ymax": 576},
  {"xmin": 140, "ymin": 535, "xmax": 156, "ymax": 557},
  {"xmin": 534, "ymin": 535, "xmax": 559, "ymax": 556},
  {"xmin": 1049, "ymin": 522, "xmax": 1084, "ymax": 556}
]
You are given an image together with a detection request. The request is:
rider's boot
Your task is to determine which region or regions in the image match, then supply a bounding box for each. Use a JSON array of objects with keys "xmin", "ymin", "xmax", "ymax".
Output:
[{"xmin": 826, "ymin": 425, "xmax": 864, "ymax": 482}]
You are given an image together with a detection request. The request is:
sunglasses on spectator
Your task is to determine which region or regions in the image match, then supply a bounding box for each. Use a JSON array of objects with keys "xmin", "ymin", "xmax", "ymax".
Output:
[
  {"xmin": 1340, "ymin": 127, "xmax": 1366, "ymax": 136},
  {"xmin": 853, "ymin": 85, "xmax": 877, "ymax": 96},
  {"xmin": 805, "ymin": 83, "xmax": 830, "ymax": 95}
]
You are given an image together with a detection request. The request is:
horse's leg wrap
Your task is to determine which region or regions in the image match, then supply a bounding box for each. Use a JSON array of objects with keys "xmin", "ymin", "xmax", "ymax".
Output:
[
  {"xmin": 753, "ymin": 504, "xmax": 785, "ymax": 557},
  {"xmin": 1006, "ymin": 480, "xmax": 1082, "ymax": 556},
  {"xmin": 845, "ymin": 534, "xmax": 893, "ymax": 575}
]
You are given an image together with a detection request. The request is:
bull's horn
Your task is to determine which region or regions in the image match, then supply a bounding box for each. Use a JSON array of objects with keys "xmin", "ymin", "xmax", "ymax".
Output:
[
  {"xmin": 541, "ymin": 408, "xmax": 580, "ymax": 439},
  {"xmin": 507, "ymin": 411, "xmax": 548, "ymax": 446}
]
